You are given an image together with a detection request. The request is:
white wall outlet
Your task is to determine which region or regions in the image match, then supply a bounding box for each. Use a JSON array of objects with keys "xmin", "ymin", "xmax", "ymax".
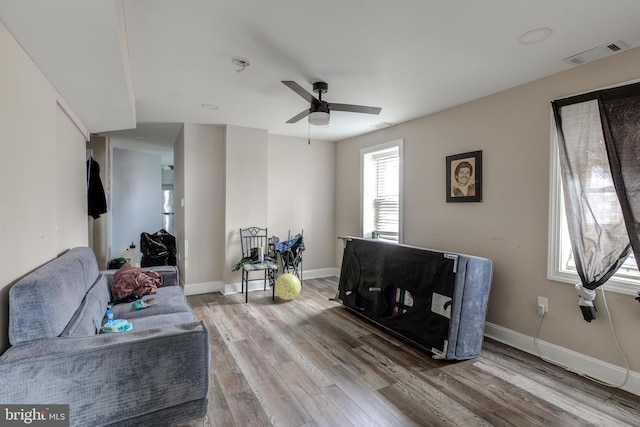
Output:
[{"xmin": 537, "ymin": 296, "xmax": 548, "ymax": 315}]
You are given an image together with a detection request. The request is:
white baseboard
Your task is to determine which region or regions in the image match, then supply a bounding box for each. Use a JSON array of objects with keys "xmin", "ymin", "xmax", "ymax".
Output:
[
  {"xmin": 224, "ymin": 280, "xmax": 269, "ymax": 296},
  {"xmin": 301, "ymin": 267, "xmax": 339, "ymax": 279},
  {"xmin": 222, "ymin": 267, "xmax": 339, "ymax": 296},
  {"xmin": 182, "ymin": 268, "xmax": 338, "ymax": 297},
  {"xmin": 183, "ymin": 281, "xmax": 223, "ymax": 296},
  {"xmin": 484, "ymin": 322, "xmax": 640, "ymax": 396}
]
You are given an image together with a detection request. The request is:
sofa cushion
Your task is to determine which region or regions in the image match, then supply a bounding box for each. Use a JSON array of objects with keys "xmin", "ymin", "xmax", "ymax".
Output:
[
  {"xmin": 109, "ymin": 286, "xmax": 191, "ymax": 320},
  {"xmin": 9, "ymin": 247, "xmax": 100, "ymax": 345},
  {"xmin": 0, "ymin": 321, "xmax": 209, "ymax": 426},
  {"xmin": 61, "ymin": 274, "xmax": 110, "ymax": 337},
  {"xmin": 123, "ymin": 312, "xmax": 196, "ymax": 331}
]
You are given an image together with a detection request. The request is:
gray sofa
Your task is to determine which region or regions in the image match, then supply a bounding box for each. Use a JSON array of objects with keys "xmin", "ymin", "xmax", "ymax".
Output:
[{"xmin": 0, "ymin": 247, "xmax": 209, "ymax": 427}]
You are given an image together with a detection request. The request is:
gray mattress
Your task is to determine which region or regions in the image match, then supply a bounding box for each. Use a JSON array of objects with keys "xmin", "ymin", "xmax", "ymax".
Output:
[{"xmin": 338, "ymin": 237, "xmax": 493, "ymax": 360}]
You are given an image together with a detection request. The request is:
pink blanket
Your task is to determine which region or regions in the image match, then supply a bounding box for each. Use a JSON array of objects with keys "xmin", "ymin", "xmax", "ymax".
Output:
[{"xmin": 111, "ymin": 262, "xmax": 163, "ymax": 298}]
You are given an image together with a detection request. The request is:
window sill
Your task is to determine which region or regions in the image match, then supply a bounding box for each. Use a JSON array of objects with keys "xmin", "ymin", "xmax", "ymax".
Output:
[{"xmin": 548, "ymin": 269, "xmax": 639, "ymax": 296}]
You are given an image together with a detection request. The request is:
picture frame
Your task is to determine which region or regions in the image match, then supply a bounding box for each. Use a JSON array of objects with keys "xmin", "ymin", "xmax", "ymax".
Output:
[{"xmin": 446, "ymin": 150, "xmax": 482, "ymax": 203}]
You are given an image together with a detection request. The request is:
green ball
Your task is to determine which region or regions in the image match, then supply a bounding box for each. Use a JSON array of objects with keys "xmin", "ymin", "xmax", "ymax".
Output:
[{"xmin": 275, "ymin": 273, "xmax": 301, "ymax": 300}]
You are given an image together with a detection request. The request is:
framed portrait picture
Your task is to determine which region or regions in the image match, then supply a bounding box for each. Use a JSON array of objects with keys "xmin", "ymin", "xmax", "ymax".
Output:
[{"xmin": 446, "ymin": 150, "xmax": 482, "ymax": 203}]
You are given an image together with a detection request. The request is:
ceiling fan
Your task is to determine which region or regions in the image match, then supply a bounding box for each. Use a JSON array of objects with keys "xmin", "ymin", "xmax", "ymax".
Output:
[{"xmin": 282, "ymin": 80, "xmax": 381, "ymax": 126}]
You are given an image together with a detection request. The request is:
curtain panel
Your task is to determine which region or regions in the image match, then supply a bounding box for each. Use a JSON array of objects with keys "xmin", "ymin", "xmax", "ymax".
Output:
[
  {"xmin": 598, "ymin": 83, "xmax": 640, "ymax": 270},
  {"xmin": 552, "ymin": 82, "xmax": 640, "ymax": 321}
]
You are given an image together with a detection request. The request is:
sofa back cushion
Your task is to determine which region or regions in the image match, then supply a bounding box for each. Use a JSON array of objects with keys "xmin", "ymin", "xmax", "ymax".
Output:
[
  {"xmin": 61, "ymin": 274, "xmax": 110, "ymax": 337},
  {"xmin": 9, "ymin": 247, "xmax": 101, "ymax": 345}
]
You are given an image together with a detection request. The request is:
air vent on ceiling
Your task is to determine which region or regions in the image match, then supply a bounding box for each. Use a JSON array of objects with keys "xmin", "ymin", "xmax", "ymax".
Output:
[
  {"xmin": 370, "ymin": 121, "xmax": 395, "ymax": 130},
  {"xmin": 563, "ymin": 40, "xmax": 629, "ymax": 66}
]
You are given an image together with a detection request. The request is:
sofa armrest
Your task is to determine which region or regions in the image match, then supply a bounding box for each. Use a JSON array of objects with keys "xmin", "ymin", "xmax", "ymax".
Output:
[
  {"xmin": 0, "ymin": 321, "xmax": 209, "ymax": 426},
  {"xmin": 101, "ymin": 265, "xmax": 180, "ymax": 287}
]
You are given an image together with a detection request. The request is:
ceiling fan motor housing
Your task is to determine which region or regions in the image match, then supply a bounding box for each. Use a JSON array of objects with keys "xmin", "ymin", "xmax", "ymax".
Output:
[
  {"xmin": 311, "ymin": 101, "xmax": 330, "ymax": 113},
  {"xmin": 312, "ymin": 81, "xmax": 328, "ymax": 95}
]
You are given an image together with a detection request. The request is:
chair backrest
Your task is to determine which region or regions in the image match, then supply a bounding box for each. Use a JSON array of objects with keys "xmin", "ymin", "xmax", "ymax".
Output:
[
  {"xmin": 273, "ymin": 231, "xmax": 304, "ymax": 269},
  {"xmin": 239, "ymin": 227, "xmax": 269, "ymax": 259}
]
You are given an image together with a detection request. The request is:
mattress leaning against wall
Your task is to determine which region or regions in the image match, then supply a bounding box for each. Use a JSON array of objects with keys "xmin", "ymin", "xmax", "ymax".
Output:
[{"xmin": 337, "ymin": 237, "xmax": 493, "ymax": 360}]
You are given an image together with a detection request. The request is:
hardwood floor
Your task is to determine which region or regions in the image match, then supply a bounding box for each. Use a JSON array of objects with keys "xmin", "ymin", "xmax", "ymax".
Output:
[{"xmin": 187, "ymin": 277, "xmax": 640, "ymax": 427}]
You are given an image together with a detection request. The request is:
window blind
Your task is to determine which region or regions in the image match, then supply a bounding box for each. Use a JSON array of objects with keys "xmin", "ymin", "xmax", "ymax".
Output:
[{"xmin": 373, "ymin": 149, "xmax": 399, "ymax": 241}]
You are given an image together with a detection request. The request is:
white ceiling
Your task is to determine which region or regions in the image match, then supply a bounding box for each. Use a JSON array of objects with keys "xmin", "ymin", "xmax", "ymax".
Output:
[{"xmin": 2, "ymin": 0, "xmax": 640, "ymax": 149}]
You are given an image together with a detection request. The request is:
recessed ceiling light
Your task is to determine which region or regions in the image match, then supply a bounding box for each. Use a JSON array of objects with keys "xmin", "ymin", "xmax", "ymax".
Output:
[
  {"xmin": 201, "ymin": 103, "xmax": 219, "ymax": 110},
  {"xmin": 517, "ymin": 28, "xmax": 553, "ymax": 45},
  {"xmin": 135, "ymin": 135, "xmax": 146, "ymax": 140}
]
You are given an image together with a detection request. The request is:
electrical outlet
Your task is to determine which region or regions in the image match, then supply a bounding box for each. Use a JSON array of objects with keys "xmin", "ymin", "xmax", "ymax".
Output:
[{"xmin": 537, "ymin": 296, "xmax": 548, "ymax": 315}]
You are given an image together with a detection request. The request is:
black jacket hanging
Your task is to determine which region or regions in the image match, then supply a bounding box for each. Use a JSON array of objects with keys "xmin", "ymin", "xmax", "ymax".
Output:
[{"xmin": 87, "ymin": 157, "xmax": 107, "ymax": 219}]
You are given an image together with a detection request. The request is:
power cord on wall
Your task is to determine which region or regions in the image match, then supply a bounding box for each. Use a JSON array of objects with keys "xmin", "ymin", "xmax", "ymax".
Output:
[
  {"xmin": 533, "ymin": 286, "xmax": 630, "ymax": 389},
  {"xmin": 595, "ymin": 287, "xmax": 630, "ymax": 388}
]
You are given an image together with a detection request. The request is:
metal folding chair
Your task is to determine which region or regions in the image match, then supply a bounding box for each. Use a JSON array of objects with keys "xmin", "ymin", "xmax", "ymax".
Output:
[{"xmin": 239, "ymin": 226, "xmax": 278, "ymax": 302}]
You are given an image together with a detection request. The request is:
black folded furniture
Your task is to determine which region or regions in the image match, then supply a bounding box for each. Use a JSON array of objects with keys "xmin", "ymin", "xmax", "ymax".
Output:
[{"xmin": 337, "ymin": 237, "xmax": 493, "ymax": 360}]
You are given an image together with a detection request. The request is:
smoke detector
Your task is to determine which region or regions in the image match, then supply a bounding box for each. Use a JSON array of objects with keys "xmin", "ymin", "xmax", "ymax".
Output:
[
  {"xmin": 232, "ymin": 57, "xmax": 250, "ymax": 72},
  {"xmin": 563, "ymin": 40, "xmax": 630, "ymax": 66}
]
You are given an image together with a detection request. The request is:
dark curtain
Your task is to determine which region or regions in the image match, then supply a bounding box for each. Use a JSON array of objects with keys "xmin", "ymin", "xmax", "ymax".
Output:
[
  {"xmin": 552, "ymin": 82, "xmax": 640, "ymax": 321},
  {"xmin": 552, "ymin": 97, "xmax": 631, "ymax": 290},
  {"xmin": 599, "ymin": 84, "xmax": 640, "ymax": 269}
]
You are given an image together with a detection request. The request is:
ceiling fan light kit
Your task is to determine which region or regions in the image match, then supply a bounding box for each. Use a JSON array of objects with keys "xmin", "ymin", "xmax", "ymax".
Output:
[
  {"xmin": 309, "ymin": 111, "xmax": 330, "ymax": 126},
  {"xmin": 282, "ymin": 80, "xmax": 381, "ymax": 127}
]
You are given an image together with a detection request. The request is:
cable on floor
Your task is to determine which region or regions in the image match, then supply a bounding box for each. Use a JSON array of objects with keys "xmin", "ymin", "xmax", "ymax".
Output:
[{"xmin": 533, "ymin": 287, "xmax": 630, "ymax": 389}]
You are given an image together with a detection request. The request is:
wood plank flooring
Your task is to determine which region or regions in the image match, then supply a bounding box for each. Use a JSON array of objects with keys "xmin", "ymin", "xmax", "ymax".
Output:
[{"xmin": 186, "ymin": 277, "xmax": 640, "ymax": 427}]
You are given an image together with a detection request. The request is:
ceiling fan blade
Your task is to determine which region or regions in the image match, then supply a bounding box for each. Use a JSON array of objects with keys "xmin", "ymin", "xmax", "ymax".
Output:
[
  {"xmin": 329, "ymin": 103, "xmax": 382, "ymax": 115},
  {"xmin": 282, "ymin": 81, "xmax": 318, "ymax": 104},
  {"xmin": 286, "ymin": 109, "xmax": 311, "ymax": 123}
]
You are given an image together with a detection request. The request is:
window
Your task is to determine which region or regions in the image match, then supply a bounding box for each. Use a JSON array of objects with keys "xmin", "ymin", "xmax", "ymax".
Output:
[
  {"xmin": 361, "ymin": 140, "xmax": 403, "ymax": 242},
  {"xmin": 548, "ymin": 106, "xmax": 640, "ymax": 295}
]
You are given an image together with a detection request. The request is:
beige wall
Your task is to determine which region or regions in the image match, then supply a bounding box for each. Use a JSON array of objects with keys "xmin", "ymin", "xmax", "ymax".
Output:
[
  {"xmin": 182, "ymin": 124, "xmax": 225, "ymax": 285},
  {"xmin": 0, "ymin": 22, "xmax": 88, "ymax": 352},
  {"xmin": 174, "ymin": 127, "xmax": 338, "ymax": 290},
  {"xmin": 173, "ymin": 126, "xmax": 186, "ymax": 284},
  {"xmin": 223, "ymin": 125, "xmax": 269, "ymax": 285},
  {"xmin": 267, "ymin": 135, "xmax": 336, "ymax": 271},
  {"xmin": 336, "ymin": 47, "xmax": 640, "ymax": 373}
]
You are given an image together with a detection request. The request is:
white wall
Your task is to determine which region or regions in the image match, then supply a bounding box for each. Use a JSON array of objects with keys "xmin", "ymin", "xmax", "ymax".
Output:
[
  {"xmin": 0, "ymin": 22, "xmax": 88, "ymax": 352},
  {"xmin": 336, "ymin": 47, "xmax": 640, "ymax": 381},
  {"xmin": 112, "ymin": 148, "xmax": 162, "ymax": 263}
]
